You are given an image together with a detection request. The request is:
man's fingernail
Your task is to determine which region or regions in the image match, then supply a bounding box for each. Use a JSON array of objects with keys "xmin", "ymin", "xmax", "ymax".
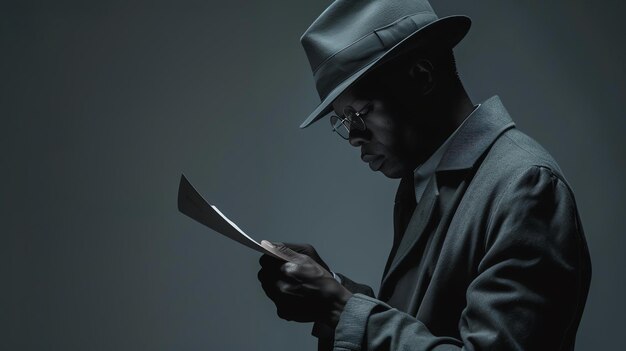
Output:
[{"xmin": 261, "ymin": 240, "xmax": 275, "ymax": 248}]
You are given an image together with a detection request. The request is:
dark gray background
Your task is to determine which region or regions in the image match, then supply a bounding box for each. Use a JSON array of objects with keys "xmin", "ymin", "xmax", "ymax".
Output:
[{"xmin": 2, "ymin": 1, "xmax": 624, "ymax": 350}]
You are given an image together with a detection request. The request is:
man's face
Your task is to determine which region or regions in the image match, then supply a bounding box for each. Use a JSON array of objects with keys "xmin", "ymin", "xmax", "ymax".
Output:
[{"xmin": 331, "ymin": 76, "xmax": 429, "ymax": 179}]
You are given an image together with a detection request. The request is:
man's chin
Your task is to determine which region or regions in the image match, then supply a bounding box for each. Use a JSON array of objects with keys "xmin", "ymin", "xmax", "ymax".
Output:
[{"xmin": 378, "ymin": 163, "xmax": 407, "ymax": 179}]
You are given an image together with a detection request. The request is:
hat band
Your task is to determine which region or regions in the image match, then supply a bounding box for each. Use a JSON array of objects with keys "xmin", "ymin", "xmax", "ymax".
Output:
[{"xmin": 313, "ymin": 11, "xmax": 438, "ymax": 100}]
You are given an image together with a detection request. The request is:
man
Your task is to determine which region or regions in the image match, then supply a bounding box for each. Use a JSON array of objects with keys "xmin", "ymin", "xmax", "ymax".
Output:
[{"xmin": 257, "ymin": 1, "xmax": 592, "ymax": 350}]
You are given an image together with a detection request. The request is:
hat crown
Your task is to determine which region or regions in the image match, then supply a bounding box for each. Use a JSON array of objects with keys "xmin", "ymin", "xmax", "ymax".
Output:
[
  {"xmin": 297, "ymin": 0, "xmax": 470, "ymax": 128},
  {"xmin": 300, "ymin": 0, "xmax": 435, "ymax": 73}
]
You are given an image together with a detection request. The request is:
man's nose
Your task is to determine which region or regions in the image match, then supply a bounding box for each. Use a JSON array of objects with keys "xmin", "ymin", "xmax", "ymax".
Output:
[{"xmin": 348, "ymin": 128, "xmax": 370, "ymax": 147}]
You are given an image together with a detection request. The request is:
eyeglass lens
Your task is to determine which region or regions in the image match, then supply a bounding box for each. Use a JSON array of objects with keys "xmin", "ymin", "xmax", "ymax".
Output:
[
  {"xmin": 329, "ymin": 103, "xmax": 369, "ymax": 139},
  {"xmin": 330, "ymin": 115, "xmax": 350, "ymax": 139}
]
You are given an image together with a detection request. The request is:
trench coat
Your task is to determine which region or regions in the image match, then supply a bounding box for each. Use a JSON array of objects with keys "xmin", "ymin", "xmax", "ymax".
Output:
[{"xmin": 312, "ymin": 95, "xmax": 592, "ymax": 351}]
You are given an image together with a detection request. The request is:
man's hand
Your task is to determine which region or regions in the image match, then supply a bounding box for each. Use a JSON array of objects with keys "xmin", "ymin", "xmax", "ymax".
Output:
[
  {"xmin": 257, "ymin": 241, "xmax": 353, "ymax": 328},
  {"xmin": 270, "ymin": 242, "xmax": 332, "ymax": 272}
]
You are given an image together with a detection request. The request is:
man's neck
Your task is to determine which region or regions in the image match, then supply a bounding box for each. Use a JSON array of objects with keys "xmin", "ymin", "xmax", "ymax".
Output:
[
  {"xmin": 421, "ymin": 84, "xmax": 474, "ymax": 157},
  {"xmin": 438, "ymin": 81, "xmax": 474, "ymax": 132},
  {"xmin": 447, "ymin": 92, "xmax": 474, "ymax": 130}
]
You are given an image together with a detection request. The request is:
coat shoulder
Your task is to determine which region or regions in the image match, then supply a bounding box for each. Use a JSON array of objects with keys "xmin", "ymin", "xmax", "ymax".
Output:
[
  {"xmin": 463, "ymin": 127, "xmax": 578, "ymax": 219},
  {"xmin": 481, "ymin": 127, "xmax": 568, "ymax": 185}
]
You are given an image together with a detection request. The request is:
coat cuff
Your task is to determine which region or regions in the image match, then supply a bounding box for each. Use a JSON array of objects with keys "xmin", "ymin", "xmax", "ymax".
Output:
[{"xmin": 333, "ymin": 293, "xmax": 384, "ymax": 351}]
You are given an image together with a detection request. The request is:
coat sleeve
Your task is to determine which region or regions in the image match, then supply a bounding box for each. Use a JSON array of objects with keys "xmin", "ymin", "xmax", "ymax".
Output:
[
  {"xmin": 335, "ymin": 273, "xmax": 376, "ymax": 297},
  {"xmin": 313, "ymin": 274, "xmax": 376, "ymax": 351},
  {"xmin": 331, "ymin": 166, "xmax": 592, "ymax": 351}
]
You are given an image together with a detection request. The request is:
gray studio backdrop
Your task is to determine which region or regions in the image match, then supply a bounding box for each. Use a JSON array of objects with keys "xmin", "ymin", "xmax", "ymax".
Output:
[{"xmin": 2, "ymin": 1, "xmax": 624, "ymax": 350}]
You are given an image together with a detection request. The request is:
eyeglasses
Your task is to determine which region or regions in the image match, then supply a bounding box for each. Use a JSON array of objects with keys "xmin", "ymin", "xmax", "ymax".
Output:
[{"xmin": 329, "ymin": 102, "xmax": 373, "ymax": 140}]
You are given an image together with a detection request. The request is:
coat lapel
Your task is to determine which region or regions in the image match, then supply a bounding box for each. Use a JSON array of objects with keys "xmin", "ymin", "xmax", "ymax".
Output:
[
  {"xmin": 378, "ymin": 95, "xmax": 516, "ymax": 295},
  {"xmin": 381, "ymin": 175, "xmax": 416, "ymax": 278},
  {"xmin": 380, "ymin": 175, "xmax": 439, "ymax": 289}
]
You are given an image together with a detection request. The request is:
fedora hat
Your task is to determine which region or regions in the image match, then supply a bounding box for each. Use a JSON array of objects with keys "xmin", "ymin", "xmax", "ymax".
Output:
[{"xmin": 299, "ymin": 0, "xmax": 471, "ymax": 129}]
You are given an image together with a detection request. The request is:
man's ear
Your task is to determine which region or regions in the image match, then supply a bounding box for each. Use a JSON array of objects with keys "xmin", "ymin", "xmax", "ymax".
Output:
[{"xmin": 408, "ymin": 59, "xmax": 434, "ymax": 95}]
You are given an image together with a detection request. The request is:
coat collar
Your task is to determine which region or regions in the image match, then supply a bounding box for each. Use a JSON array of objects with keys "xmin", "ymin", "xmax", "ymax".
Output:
[
  {"xmin": 381, "ymin": 95, "xmax": 516, "ymax": 294},
  {"xmin": 393, "ymin": 95, "xmax": 515, "ymax": 203},
  {"xmin": 436, "ymin": 95, "xmax": 516, "ymax": 172}
]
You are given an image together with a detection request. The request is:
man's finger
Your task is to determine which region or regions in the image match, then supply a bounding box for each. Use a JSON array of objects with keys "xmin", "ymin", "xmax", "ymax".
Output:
[
  {"xmin": 281, "ymin": 242, "xmax": 312, "ymax": 254},
  {"xmin": 275, "ymin": 242, "xmax": 308, "ymax": 263},
  {"xmin": 280, "ymin": 262, "xmax": 303, "ymax": 281},
  {"xmin": 259, "ymin": 253, "xmax": 283, "ymax": 269},
  {"xmin": 261, "ymin": 240, "xmax": 306, "ymax": 263},
  {"xmin": 276, "ymin": 280, "xmax": 305, "ymax": 297}
]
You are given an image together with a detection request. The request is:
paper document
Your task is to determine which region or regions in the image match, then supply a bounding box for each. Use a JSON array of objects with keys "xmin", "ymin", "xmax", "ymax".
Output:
[{"xmin": 177, "ymin": 174, "xmax": 291, "ymax": 261}]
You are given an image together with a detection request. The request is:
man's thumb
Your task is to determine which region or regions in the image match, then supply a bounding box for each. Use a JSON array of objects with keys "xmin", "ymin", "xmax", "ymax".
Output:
[{"xmin": 261, "ymin": 240, "xmax": 302, "ymax": 262}]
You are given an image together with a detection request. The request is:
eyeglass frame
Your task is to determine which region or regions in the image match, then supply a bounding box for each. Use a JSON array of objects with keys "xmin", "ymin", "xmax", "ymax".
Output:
[{"xmin": 329, "ymin": 101, "xmax": 373, "ymax": 140}]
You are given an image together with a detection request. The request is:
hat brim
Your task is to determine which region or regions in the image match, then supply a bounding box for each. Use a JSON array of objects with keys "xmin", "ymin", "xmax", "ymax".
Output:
[{"xmin": 299, "ymin": 15, "xmax": 471, "ymax": 129}]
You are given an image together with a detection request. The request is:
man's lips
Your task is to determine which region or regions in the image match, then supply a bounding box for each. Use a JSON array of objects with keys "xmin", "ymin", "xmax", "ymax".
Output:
[
  {"xmin": 362, "ymin": 154, "xmax": 385, "ymax": 171},
  {"xmin": 361, "ymin": 154, "xmax": 383, "ymax": 162}
]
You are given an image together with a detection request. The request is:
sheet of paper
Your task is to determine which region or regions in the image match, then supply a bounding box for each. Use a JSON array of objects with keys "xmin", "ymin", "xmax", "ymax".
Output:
[{"xmin": 177, "ymin": 174, "xmax": 291, "ymax": 261}]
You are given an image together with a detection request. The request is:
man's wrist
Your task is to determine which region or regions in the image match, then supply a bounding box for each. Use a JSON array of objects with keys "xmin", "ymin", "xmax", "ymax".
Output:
[{"xmin": 324, "ymin": 286, "xmax": 353, "ymax": 328}]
